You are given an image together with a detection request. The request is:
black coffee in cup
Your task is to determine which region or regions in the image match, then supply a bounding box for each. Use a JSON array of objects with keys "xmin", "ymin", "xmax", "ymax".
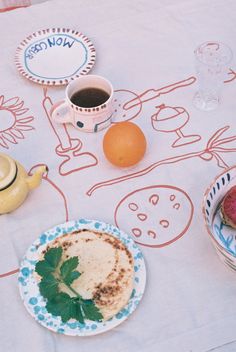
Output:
[{"xmin": 71, "ymin": 88, "xmax": 110, "ymax": 108}]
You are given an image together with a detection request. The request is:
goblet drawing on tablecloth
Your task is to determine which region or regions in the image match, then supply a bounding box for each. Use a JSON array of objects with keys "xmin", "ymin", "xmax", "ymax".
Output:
[
  {"xmin": 193, "ymin": 41, "xmax": 233, "ymax": 111},
  {"xmin": 151, "ymin": 104, "xmax": 201, "ymax": 148}
]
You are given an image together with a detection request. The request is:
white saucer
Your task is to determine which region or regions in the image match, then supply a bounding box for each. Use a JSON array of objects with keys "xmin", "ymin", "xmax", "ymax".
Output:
[{"xmin": 15, "ymin": 28, "xmax": 96, "ymax": 86}]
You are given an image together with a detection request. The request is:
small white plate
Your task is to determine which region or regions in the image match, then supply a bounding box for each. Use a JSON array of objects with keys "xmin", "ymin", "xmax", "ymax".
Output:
[
  {"xmin": 18, "ymin": 219, "xmax": 146, "ymax": 336},
  {"xmin": 15, "ymin": 28, "xmax": 96, "ymax": 86}
]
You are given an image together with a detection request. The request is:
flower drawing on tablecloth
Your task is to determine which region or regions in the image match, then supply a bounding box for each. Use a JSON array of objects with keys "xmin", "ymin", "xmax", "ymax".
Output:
[
  {"xmin": 114, "ymin": 185, "xmax": 194, "ymax": 248},
  {"xmin": 0, "ymin": 95, "xmax": 34, "ymax": 149}
]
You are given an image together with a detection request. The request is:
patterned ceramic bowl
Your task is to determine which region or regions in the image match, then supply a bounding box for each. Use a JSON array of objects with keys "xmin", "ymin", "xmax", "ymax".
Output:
[{"xmin": 203, "ymin": 165, "xmax": 236, "ymax": 271}]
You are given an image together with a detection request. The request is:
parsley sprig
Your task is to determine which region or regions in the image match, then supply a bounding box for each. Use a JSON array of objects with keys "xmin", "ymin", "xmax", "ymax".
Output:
[{"xmin": 35, "ymin": 247, "xmax": 103, "ymax": 324}]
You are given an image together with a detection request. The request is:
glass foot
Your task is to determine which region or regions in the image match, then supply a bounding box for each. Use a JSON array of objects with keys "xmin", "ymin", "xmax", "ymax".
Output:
[{"xmin": 193, "ymin": 91, "xmax": 219, "ymax": 111}]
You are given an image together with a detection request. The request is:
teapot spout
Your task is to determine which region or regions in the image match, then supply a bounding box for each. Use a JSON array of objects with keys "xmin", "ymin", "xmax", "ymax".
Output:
[{"xmin": 26, "ymin": 165, "xmax": 48, "ymax": 190}]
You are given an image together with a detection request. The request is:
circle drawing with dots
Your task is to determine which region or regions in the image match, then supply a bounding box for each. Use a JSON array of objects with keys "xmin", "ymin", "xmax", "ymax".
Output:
[{"xmin": 114, "ymin": 185, "xmax": 194, "ymax": 248}]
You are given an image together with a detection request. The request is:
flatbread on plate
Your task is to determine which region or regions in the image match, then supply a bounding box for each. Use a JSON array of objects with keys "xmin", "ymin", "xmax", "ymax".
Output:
[{"xmin": 41, "ymin": 229, "xmax": 134, "ymax": 321}]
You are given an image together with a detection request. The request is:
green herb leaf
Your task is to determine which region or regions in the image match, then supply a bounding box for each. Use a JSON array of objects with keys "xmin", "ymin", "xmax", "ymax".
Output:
[
  {"xmin": 35, "ymin": 260, "xmax": 55, "ymax": 276},
  {"xmin": 39, "ymin": 274, "xmax": 59, "ymax": 299},
  {"xmin": 82, "ymin": 301, "xmax": 103, "ymax": 322},
  {"xmin": 60, "ymin": 257, "xmax": 80, "ymax": 285},
  {"xmin": 46, "ymin": 292, "xmax": 74, "ymax": 322},
  {"xmin": 44, "ymin": 247, "xmax": 63, "ymax": 268},
  {"xmin": 36, "ymin": 247, "xmax": 63, "ymax": 278},
  {"xmin": 36, "ymin": 246, "xmax": 103, "ymax": 324},
  {"xmin": 66, "ymin": 270, "xmax": 81, "ymax": 285},
  {"xmin": 82, "ymin": 299, "xmax": 94, "ymax": 305},
  {"xmin": 71, "ymin": 300, "xmax": 85, "ymax": 324}
]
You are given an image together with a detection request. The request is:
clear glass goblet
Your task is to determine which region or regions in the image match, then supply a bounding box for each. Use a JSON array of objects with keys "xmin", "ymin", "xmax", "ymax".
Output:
[{"xmin": 193, "ymin": 41, "xmax": 233, "ymax": 111}]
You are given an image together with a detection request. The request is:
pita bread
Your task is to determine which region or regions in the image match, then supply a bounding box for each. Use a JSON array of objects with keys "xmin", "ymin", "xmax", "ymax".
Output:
[{"xmin": 42, "ymin": 229, "xmax": 134, "ymax": 321}]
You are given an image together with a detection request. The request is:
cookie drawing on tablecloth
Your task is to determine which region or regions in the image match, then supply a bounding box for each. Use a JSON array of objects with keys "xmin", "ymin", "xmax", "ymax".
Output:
[
  {"xmin": 42, "ymin": 88, "xmax": 98, "ymax": 176},
  {"xmin": 151, "ymin": 104, "xmax": 201, "ymax": 148},
  {"xmin": 114, "ymin": 185, "xmax": 194, "ymax": 248},
  {"xmin": 0, "ymin": 95, "xmax": 34, "ymax": 149}
]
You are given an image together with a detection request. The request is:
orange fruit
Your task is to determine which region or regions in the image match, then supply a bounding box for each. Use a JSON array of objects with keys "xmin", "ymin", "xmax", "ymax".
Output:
[{"xmin": 103, "ymin": 121, "xmax": 146, "ymax": 167}]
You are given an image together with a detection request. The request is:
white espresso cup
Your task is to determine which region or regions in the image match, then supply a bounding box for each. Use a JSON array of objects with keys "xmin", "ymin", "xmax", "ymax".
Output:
[{"xmin": 50, "ymin": 75, "xmax": 114, "ymax": 132}]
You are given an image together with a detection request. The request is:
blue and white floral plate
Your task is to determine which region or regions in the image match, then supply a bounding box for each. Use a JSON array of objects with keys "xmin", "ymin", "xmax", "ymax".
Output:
[
  {"xmin": 18, "ymin": 219, "xmax": 146, "ymax": 336},
  {"xmin": 15, "ymin": 28, "xmax": 96, "ymax": 86},
  {"xmin": 203, "ymin": 165, "xmax": 236, "ymax": 271}
]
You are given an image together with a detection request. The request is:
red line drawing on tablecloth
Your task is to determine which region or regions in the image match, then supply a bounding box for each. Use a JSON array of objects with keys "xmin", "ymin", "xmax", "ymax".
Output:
[
  {"xmin": 0, "ymin": 95, "xmax": 34, "ymax": 149},
  {"xmin": 112, "ymin": 76, "xmax": 196, "ymax": 123},
  {"xmin": 0, "ymin": 164, "xmax": 69, "ymax": 280},
  {"xmin": 87, "ymin": 126, "xmax": 236, "ymax": 196},
  {"xmin": 114, "ymin": 70, "xmax": 236, "ymax": 122},
  {"xmin": 28, "ymin": 163, "xmax": 69, "ymax": 221},
  {"xmin": 42, "ymin": 88, "xmax": 98, "ymax": 176},
  {"xmin": 224, "ymin": 69, "xmax": 236, "ymax": 83},
  {"xmin": 114, "ymin": 185, "xmax": 194, "ymax": 248},
  {"xmin": 0, "ymin": 268, "xmax": 19, "ymax": 279},
  {"xmin": 112, "ymin": 89, "xmax": 143, "ymax": 123},
  {"xmin": 151, "ymin": 104, "xmax": 201, "ymax": 148},
  {"xmin": 123, "ymin": 76, "xmax": 196, "ymax": 111}
]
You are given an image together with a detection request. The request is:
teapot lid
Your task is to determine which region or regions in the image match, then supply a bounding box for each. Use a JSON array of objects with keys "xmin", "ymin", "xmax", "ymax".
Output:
[{"xmin": 0, "ymin": 153, "xmax": 17, "ymax": 191}]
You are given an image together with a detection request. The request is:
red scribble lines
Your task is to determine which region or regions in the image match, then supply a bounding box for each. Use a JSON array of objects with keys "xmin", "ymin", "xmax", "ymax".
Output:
[
  {"xmin": 28, "ymin": 164, "xmax": 69, "ymax": 222},
  {"xmin": 224, "ymin": 69, "xmax": 236, "ymax": 83},
  {"xmin": 112, "ymin": 70, "xmax": 235, "ymax": 124},
  {"xmin": 87, "ymin": 126, "xmax": 236, "ymax": 196},
  {"xmin": 0, "ymin": 164, "xmax": 69, "ymax": 280},
  {"xmin": 0, "ymin": 268, "xmax": 19, "ymax": 279},
  {"xmin": 151, "ymin": 104, "xmax": 201, "ymax": 148},
  {"xmin": 123, "ymin": 76, "xmax": 196, "ymax": 111},
  {"xmin": 42, "ymin": 88, "xmax": 98, "ymax": 176},
  {"xmin": 0, "ymin": 5, "xmax": 29, "ymax": 13},
  {"xmin": 0, "ymin": 95, "xmax": 34, "ymax": 149},
  {"xmin": 160, "ymin": 220, "xmax": 169, "ymax": 228},
  {"xmin": 112, "ymin": 89, "xmax": 143, "ymax": 123}
]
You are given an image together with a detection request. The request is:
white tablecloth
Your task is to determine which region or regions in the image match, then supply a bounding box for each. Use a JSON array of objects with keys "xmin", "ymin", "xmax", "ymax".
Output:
[{"xmin": 1, "ymin": 0, "xmax": 236, "ymax": 351}]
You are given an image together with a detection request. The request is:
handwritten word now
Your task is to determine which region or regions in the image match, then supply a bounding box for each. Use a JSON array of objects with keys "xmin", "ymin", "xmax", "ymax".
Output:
[{"xmin": 25, "ymin": 36, "xmax": 75, "ymax": 60}]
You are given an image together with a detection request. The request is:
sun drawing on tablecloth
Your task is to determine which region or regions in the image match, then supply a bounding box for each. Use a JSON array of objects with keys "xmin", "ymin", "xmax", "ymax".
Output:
[{"xmin": 0, "ymin": 95, "xmax": 34, "ymax": 149}]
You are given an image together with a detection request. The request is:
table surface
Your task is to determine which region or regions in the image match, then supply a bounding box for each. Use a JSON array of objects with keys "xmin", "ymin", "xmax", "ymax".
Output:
[{"xmin": 1, "ymin": 0, "xmax": 236, "ymax": 351}]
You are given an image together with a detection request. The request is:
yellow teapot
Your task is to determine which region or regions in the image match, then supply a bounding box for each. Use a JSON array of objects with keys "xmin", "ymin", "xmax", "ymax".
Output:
[{"xmin": 0, "ymin": 153, "xmax": 47, "ymax": 214}]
